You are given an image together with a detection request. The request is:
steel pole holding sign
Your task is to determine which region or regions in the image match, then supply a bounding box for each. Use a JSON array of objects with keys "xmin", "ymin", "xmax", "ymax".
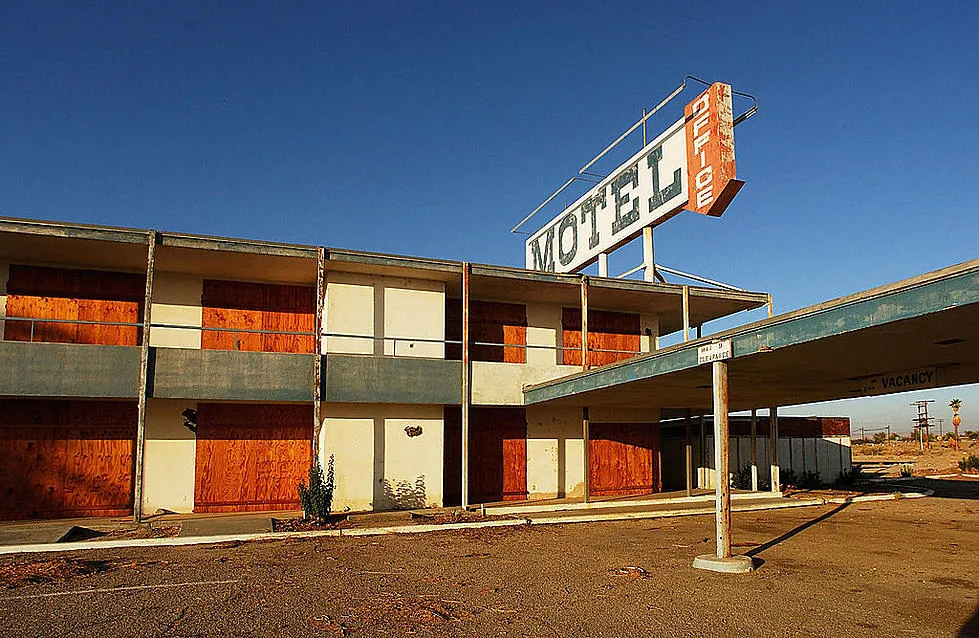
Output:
[{"xmin": 693, "ymin": 339, "xmax": 754, "ymax": 573}]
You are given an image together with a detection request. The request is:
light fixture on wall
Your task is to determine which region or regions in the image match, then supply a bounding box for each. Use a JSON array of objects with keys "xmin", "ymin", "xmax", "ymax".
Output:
[
  {"xmin": 181, "ymin": 408, "xmax": 198, "ymax": 435},
  {"xmin": 404, "ymin": 424, "xmax": 423, "ymax": 438}
]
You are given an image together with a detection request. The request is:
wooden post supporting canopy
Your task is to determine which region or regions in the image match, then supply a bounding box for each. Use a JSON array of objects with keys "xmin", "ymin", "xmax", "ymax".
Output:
[
  {"xmin": 580, "ymin": 275, "xmax": 589, "ymax": 371},
  {"xmin": 133, "ymin": 231, "xmax": 157, "ymax": 523},
  {"xmin": 685, "ymin": 408, "xmax": 693, "ymax": 497},
  {"xmin": 582, "ymin": 407, "xmax": 591, "ymax": 503},
  {"xmin": 750, "ymin": 408, "xmax": 758, "ymax": 491},
  {"xmin": 461, "ymin": 262, "xmax": 471, "ymax": 509},
  {"xmin": 312, "ymin": 247, "xmax": 325, "ymax": 459},
  {"xmin": 770, "ymin": 407, "xmax": 780, "ymax": 493},
  {"xmin": 693, "ymin": 359, "xmax": 754, "ymax": 573}
]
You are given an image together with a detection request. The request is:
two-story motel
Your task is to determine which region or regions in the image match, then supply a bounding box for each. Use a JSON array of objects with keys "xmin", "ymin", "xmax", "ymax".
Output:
[{"xmin": 0, "ymin": 217, "xmax": 851, "ymax": 521}]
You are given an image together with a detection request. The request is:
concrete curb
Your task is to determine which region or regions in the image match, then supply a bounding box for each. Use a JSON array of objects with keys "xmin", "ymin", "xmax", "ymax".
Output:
[
  {"xmin": 482, "ymin": 490, "xmax": 779, "ymax": 516},
  {"xmin": 820, "ymin": 488, "xmax": 933, "ymax": 505},
  {"xmin": 924, "ymin": 473, "xmax": 979, "ymax": 479},
  {"xmin": 0, "ymin": 498, "xmax": 825, "ymax": 556}
]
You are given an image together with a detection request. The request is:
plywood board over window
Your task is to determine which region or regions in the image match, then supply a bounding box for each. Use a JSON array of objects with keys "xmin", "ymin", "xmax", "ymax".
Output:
[
  {"xmin": 4, "ymin": 265, "xmax": 145, "ymax": 345},
  {"xmin": 589, "ymin": 422, "xmax": 661, "ymax": 498},
  {"xmin": 194, "ymin": 403, "xmax": 313, "ymax": 513},
  {"xmin": 562, "ymin": 308, "xmax": 641, "ymax": 367},
  {"xmin": 444, "ymin": 406, "xmax": 527, "ymax": 505},
  {"xmin": 201, "ymin": 280, "xmax": 315, "ymax": 353},
  {"xmin": 446, "ymin": 300, "xmax": 527, "ymax": 363},
  {"xmin": 0, "ymin": 400, "xmax": 137, "ymax": 520}
]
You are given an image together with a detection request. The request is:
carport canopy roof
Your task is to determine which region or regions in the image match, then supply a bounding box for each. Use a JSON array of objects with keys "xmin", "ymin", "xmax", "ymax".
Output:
[{"xmin": 523, "ymin": 260, "xmax": 979, "ymax": 416}]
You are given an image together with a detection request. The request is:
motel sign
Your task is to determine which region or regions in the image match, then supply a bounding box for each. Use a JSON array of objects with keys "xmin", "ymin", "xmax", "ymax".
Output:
[{"xmin": 526, "ymin": 82, "xmax": 744, "ymax": 274}]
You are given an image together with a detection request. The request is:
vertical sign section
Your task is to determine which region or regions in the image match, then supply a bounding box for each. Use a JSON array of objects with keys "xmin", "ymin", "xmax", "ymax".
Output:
[{"xmin": 683, "ymin": 82, "xmax": 744, "ymax": 217}]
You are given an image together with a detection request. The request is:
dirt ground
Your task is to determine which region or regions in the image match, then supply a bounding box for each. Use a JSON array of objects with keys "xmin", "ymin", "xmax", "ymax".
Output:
[
  {"xmin": 853, "ymin": 439, "xmax": 979, "ymax": 475},
  {"xmin": 0, "ymin": 477, "xmax": 976, "ymax": 637}
]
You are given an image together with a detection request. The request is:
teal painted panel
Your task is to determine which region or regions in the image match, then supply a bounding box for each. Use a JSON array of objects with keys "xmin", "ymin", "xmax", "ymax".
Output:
[
  {"xmin": 324, "ymin": 355, "xmax": 461, "ymax": 404},
  {"xmin": 150, "ymin": 348, "xmax": 315, "ymax": 402},
  {"xmin": 0, "ymin": 342, "xmax": 140, "ymax": 397},
  {"xmin": 525, "ymin": 266, "xmax": 979, "ymax": 404}
]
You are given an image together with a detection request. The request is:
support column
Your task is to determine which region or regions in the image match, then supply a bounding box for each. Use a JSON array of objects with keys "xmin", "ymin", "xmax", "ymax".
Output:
[
  {"xmin": 698, "ymin": 413, "xmax": 706, "ymax": 489},
  {"xmin": 133, "ymin": 231, "xmax": 157, "ymax": 523},
  {"xmin": 312, "ymin": 247, "xmax": 325, "ymax": 460},
  {"xmin": 682, "ymin": 285, "xmax": 690, "ymax": 342},
  {"xmin": 770, "ymin": 406, "xmax": 780, "ymax": 493},
  {"xmin": 580, "ymin": 276, "xmax": 589, "ymax": 371},
  {"xmin": 597, "ymin": 253, "xmax": 608, "ymax": 278},
  {"xmin": 642, "ymin": 226, "xmax": 655, "ymax": 283},
  {"xmin": 685, "ymin": 408, "xmax": 693, "ymax": 497},
  {"xmin": 712, "ymin": 361, "xmax": 731, "ymax": 558},
  {"xmin": 750, "ymin": 408, "xmax": 758, "ymax": 491},
  {"xmin": 693, "ymin": 360, "xmax": 754, "ymax": 573},
  {"xmin": 582, "ymin": 407, "xmax": 591, "ymax": 503},
  {"xmin": 461, "ymin": 263, "xmax": 471, "ymax": 509}
]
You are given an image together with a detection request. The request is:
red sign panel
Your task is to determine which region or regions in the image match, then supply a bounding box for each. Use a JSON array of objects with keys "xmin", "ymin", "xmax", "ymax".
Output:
[{"xmin": 683, "ymin": 82, "xmax": 744, "ymax": 217}]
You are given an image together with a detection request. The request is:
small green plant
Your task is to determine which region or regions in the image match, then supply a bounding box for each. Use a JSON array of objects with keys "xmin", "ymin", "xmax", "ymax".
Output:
[
  {"xmin": 730, "ymin": 464, "xmax": 753, "ymax": 490},
  {"xmin": 958, "ymin": 455, "xmax": 979, "ymax": 473},
  {"xmin": 298, "ymin": 455, "xmax": 335, "ymax": 521},
  {"xmin": 835, "ymin": 466, "xmax": 864, "ymax": 486},
  {"xmin": 899, "ymin": 464, "xmax": 914, "ymax": 478},
  {"xmin": 798, "ymin": 470, "xmax": 822, "ymax": 489}
]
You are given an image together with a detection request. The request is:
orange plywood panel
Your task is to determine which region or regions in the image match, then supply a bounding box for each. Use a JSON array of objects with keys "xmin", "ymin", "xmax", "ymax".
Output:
[
  {"xmin": 201, "ymin": 280, "xmax": 315, "ymax": 353},
  {"xmin": 0, "ymin": 400, "xmax": 137, "ymax": 520},
  {"xmin": 5, "ymin": 266, "xmax": 143, "ymax": 346},
  {"xmin": 194, "ymin": 403, "xmax": 313, "ymax": 513},
  {"xmin": 562, "ymin": 309, "xmax": 641, "ymax": 367},
  {"xmin": 588, "ymin": 423, "xmax": 660, "ymax": 498}
]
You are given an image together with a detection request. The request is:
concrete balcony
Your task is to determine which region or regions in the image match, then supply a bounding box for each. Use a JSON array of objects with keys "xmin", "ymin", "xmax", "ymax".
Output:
[
  {"xmin": 149, "ymin": 348, "xmax": 315, "ymax": 402},
  {"xmin": 0, "ymin": 341, "xmax": 140, "ymax": 397},
  {"xmin": 323, "ymin": 354, "xmax": 461, "ymax": 404}
]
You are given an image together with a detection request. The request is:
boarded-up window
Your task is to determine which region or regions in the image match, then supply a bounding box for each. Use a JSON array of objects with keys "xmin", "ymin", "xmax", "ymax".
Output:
[
  {"xmin": 4, "ymin": 265, "xmax": 145, "ymax": 346},
  {"xmin": 444, "ymin": 406, "xmax": 527, "ymax": 505},
  {"xmin": 446, "ymin": 300, "xmax": 527, "ymax": 363},
  {"xmin": 194, "ymin": 403, "xmax": 313, "ymax": 513},
  {"xmin": 201, "ymin": 280, "xmax": 315, "ymax": 354},
  {"xmin": 0, "ymin": 400, "xmax": 137, "ymax": 520},
  {"xmin": 562, "ymin": 308, "xmax": 641, "ymax": 367},
  {"xmin": 589, "ymin": 422, "xmax": 661, "ymax": 497}
]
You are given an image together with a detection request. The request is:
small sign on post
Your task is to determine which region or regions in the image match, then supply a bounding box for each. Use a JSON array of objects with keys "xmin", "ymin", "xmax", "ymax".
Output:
[{"xmin": 698, "ymin": 339, "xmax": 732, "ymax": 365}]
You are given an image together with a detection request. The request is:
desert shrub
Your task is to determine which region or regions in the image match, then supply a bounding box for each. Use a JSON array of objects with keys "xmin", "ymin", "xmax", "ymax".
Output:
[
  {"xmin": 779, "ymin": 469, "xmax": 797, "ymax": 489},
  {"xmin": 731, "ymin": 464, "xmax": 753, "ymax": 490},
  {"xmin": 836, "ymin": 466, "xmax": 864, "ymax": 486},
  {"xmin": 298, "ymin": 455, "xmax": 335, "ymax": 521},
  {"xmin": 899, "ymin": 464, "xmax": 914, "ymax": 478},
  {"xmin": 798, "ymin": 470, "xmax": 822, "ymax": 489},
  {"xmin": 959, "ymin": 455, "xmax": 979, "ymax": 473}
]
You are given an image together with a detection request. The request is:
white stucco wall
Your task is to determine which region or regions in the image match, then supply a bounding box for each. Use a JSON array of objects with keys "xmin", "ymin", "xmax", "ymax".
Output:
[
  {"xmin": 149, "ymin": 272, "xmax": 203, "ymax": 349},
  {"xmin": 323, "ymin": 272, "xmax": 444, "ymax": 358},
  {"xmin": 0, "ymin": 261, "xmax": 9, "ymax": 341},
  {"xmin": 319, "ymin": 403, "xmax": 444, "ymax": 512},
  {"xmin": 142, "ymin": 399, "xmax": 198, "ymax": 514}
]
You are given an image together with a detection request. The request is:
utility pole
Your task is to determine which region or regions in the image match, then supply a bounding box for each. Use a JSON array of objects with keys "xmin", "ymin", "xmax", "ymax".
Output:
[
  {"xmin": 860, "ymin": 427, "xmax": 865, "ymax": 443},
  {"xmin": 887, "ymin": 424, "xmax": 891, "ymax": 444},
  {"xmin": 938, "ymin": 418, "xmax": 944, "ymax": 440},
  {"xmin": 910, "ymin": 400, "xmax": 935, "ymax": 452}
]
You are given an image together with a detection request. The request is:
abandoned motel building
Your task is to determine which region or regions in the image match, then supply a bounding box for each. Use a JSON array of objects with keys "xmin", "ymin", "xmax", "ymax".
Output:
[{"xmin": 0, "ymin": 217, "xmax": 858, "ymax": 522}]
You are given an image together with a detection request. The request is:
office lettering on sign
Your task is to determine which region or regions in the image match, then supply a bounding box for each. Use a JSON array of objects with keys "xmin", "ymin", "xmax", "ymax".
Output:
[
  {"xmin": 683, "ymin": 82, "xmax": 744, "ymax": 217},
  {"xmin": 526, "ymin": 82, "xmax": 744, "ymax": 273}
]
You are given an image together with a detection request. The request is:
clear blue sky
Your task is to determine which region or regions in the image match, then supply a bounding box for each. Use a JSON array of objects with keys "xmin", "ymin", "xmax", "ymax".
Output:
[{"xmin": 2, "ymin": 2, "xmax": 977, "ymax": 432}]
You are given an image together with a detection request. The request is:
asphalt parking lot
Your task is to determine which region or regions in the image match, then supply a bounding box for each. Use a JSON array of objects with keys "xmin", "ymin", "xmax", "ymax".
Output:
[{"xmin": 0, "ymin": 478, "xmax": 976, "ymax": 637}]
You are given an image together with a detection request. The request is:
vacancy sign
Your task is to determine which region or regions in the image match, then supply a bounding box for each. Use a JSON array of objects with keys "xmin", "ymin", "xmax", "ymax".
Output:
[
  {"xmin": 526, "ymin": 81, "xmax": 745, "ymax": 273},
  {"xmin": 683, "ymin": 82, "xmax": 744, "ymax": 217}
]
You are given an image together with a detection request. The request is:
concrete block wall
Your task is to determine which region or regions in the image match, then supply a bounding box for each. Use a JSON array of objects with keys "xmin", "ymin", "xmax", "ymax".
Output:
[
  {"xmin": 695, "ymin": 435, "xmax": 852, "ymax": 488},
  {"xmin": 318, "ymin": 403, "xmax": 444, "ymax": 513}
]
